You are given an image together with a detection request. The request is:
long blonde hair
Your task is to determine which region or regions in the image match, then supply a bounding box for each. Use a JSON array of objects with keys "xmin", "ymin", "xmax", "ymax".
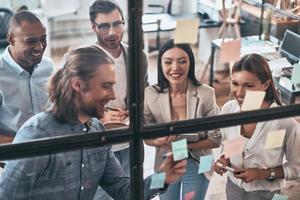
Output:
[{"xmin": 48, "ymin": 45, "xmax": 114, "ymax": 123}]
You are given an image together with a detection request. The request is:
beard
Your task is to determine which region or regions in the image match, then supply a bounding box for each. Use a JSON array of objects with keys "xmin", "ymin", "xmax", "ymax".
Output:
[
  {"xmin": 97, "ymin": 33, "xmax": 123, "ymax": 50},
  {"xmin": 78, "ymin": 98, "xmax": 104, "ymax": 120}
]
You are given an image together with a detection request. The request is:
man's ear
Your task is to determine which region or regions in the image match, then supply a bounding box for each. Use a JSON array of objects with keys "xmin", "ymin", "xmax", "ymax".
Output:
[
  {"xmin": 71, "ymin": 77, "xmax": 84, "ymax": 93},
  {"xmin": 7, "ymin": 32, "xmax": 15, "ymax": 45},
  {"xmin": 91, "ymin": 22, "xmax": 97, "ymax": 33}
]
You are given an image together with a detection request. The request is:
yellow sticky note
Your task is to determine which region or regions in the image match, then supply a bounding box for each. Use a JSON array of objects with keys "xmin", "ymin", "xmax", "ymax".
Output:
[
  {"xmin": 265, "ymin": 129, "xmax": 286, "ymax": 149},
  {"xmin": 174, "ymin": 19, "xmax": 199, "ymax": 44},
  {"xmin": 219, "ymin": 39, "xmax": 241, "ymax": 64},
  {"xmin": 241, "ymin": 91, "xmax": 266, "ymax": 111},
  {"xmin": 223, "ymin": 136, "xmax": 244, "ymax": 159}
]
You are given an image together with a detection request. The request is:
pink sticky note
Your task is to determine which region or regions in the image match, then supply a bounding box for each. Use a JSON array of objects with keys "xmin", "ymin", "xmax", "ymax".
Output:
[
  {"xmin": 219, "ymin": 39, "xmax": 241, "ymax": 64},
  {"xmin": 223, "ymin": 136, "xmax": 244, "ymax": 159},
  {"xmin": 184, "ymin": 191, "xmax": 195, "ymax": 200}
]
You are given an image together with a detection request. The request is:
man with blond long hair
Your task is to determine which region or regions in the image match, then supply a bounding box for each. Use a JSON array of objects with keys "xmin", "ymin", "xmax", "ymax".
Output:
[{"xmin": 0, "ymin": 45, "xmax": 186, "ymax": 200}]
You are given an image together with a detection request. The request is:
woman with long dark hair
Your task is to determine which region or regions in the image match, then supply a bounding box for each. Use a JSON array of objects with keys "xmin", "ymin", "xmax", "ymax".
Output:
[{"xmin": 144, "ymin": 39, "xmax": 221, "ymax": 200}]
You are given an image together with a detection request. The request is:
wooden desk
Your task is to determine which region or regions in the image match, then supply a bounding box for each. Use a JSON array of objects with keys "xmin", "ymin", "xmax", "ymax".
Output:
[{"xmin": 209, "ymin": 35, "xmax": 279, "ymax": 85}]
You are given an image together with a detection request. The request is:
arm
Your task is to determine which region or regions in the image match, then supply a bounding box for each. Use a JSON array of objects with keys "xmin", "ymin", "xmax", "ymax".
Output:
[
  {"xmin": 236, "ymin": 119, "xmax": 300, "ymax": 182},
  {"xmin": 281, "ymin": 119, "xmax": 300, "ymax": 180},
  {"xmin": 144, "ymin": 153, "xmax": 187, "ymax": 199},
  {"xmin": 143, "ymin": 86, "xmax": 161, "ymax": 147},
  {"xmin": 0, "ymin": 92, "xmax": 14, "ymax": 144},
  {"xmin": 141, "ymin": 51, "xmax": 149, "ymax": 88},
  {"xmin": 0, "ymin": 126, "xmax": 50, "ymax": 199},
  {"xmin": 188, "ymin": 87, "xmax": 221, "ymax": 150}
]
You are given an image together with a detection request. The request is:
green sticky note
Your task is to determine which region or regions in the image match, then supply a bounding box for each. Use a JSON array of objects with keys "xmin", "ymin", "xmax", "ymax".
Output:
[
  {"xmin": 272, "ymin": 194, "xmax": 288, "ymax": 200},
  {"xmin": 198, "ymin": 155, "xmax": 214, "ymax": 174},
  {"xmin": 171, "ymin": 139, "xmax": 188, "ymax": 161},
  {"xmin": 291, "ymin": 63, "xmax": 300, "ymax": 84},
  {"xmin": 150, "ymin": 172, "xmax": 166, "ymax": 189}
]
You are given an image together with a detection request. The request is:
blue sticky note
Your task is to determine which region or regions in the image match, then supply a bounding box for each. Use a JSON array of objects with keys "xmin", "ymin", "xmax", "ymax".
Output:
[
  {"xmin": 171, "ymin": 139, "xmax": 188, "ymax": 161},
  {"xmin": 198, "ymin": 155, "xmax": 214, "ymax": 174},
  {"xmin": 150, "ymin": 172, "xmax": 166, "ymax": 189},
  {"xmin": 291, "ymin": 63, "xmax": 300, "ymax": 84},
  {"xmin": 272, "ymin": 194, "xmax": 288, "ymax": 200}
]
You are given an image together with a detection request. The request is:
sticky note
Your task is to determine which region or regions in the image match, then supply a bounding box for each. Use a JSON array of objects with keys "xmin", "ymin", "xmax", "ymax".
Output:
[
  {"xmin": 241, "ymin": 91, "xmax": 266, "ymax": 111},
  {"xmin": 272, "ymin": 194, "xmax": 288, "ymax": 200},
  {"xmin": 265, "ymin": 129, "xmax": 286, "ymax": 149},
  {"xmin": 219, "ymin": 39, "xmax": 241, "ymax": 64},
  {"xmin": 174, "ymin": 19, "xmax": 199, "ymax": 44},
  {"xmin": 184, "ymin": 191, "xmax": 196, "ymax": 200},
  {"xmin": 171, "ymin": 139, "xmax": 188, "ymax": 161},
  {"xmin": 291, "ymin": 63, "xmax": 300, "ymax": 84},
  {"xmin": 198, "ymin": 155, "xmax": 214, "ymax": 174},
  {"xmin": 224, "ymin": 136, "xmax": 244, "ymax": 159},
  {"xmin": 150, "ymin": 172, "xmax": 166, "ymax": 189}
]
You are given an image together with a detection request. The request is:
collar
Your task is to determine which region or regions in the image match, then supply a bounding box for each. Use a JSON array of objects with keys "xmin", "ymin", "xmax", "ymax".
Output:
[{"xmin": 2, "ymin": 47, "xmax": 38, "ymax": 75}]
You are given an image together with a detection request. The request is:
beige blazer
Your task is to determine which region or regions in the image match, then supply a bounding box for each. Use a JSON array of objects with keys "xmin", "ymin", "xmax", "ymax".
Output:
[{"xmin": 144, "ymin": 80, "xmax": 222, "ymax": 175}]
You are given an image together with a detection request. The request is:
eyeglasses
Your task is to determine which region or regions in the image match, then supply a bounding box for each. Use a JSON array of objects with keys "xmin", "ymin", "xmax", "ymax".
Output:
[{"xmin": 94, "ymin": 20, "xmax": 125, "ymax": 33}]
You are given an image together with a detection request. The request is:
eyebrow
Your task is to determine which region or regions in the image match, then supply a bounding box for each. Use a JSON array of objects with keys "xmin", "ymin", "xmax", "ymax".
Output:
[{"xmin": 162, "ymin": 56, "xmax": 188, "ymax": 60}]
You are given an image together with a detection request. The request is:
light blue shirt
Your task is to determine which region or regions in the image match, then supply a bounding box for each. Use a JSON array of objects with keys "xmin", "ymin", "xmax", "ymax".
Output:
[
  {"xmin": 0, "ymin": 47, "xmax": 54, "ymax": 136},
  {"xmin": 0, "ymin": 112, "xmax": 164, "ymax": 199}
]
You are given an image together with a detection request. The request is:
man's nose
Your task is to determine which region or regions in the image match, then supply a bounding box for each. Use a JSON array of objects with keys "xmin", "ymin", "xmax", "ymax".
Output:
[
  {"xmin": 34, "ymin": 41, "xmax": 44, "ymax": 51},
  {"xmin": 109, "ymin": 89, "xmax": 116, "ymax": 100},
  {"xmin": 108, "ymin": 25, "xmax": 116, "ymax": 35}
]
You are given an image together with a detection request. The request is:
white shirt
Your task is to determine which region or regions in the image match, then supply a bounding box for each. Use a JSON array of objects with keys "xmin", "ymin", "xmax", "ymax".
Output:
[
  {"xmin": 0, "ymin": 47, "xmax": 54, "ymax": 136},
  {"xmin": 107, "ymin": 51, "xmax": 127, "ymax": 110},
  {"xmin": 107, "ymin": 52, "xmax": 129, "ymax": 152},
  {"xmin": 221, "ymin": 100, "xmax": 300, "ymax": 192}
]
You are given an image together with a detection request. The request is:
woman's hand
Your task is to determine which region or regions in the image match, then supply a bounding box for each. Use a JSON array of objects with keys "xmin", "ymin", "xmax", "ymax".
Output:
[
  {"xmin": 154, "ymin": 135, "xmax": 177, "ymax": 146},
  {"xmin": 213, "ymin": 155, "xmax": 230, "ymax": 176},
  {"xmin": 233, "ymin": 168, "xmax": 263, "ymax": 183}
]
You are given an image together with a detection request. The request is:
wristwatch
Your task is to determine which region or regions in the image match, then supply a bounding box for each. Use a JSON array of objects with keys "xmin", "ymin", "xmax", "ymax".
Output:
[{"xmin": 267, "ymin": 168, "xmax": 276, "ymax": 182}]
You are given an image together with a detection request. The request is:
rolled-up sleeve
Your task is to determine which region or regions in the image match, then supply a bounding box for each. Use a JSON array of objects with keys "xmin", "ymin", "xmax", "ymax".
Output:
[{"xmin": 282, "ymin": 119, "xmax": 300, "ymax": 180}]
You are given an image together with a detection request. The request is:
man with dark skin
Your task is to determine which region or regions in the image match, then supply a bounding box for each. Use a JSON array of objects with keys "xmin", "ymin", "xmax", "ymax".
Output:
[{"xmin": 0, "ymin": 11, "xmax": 54, "ymax": 144}]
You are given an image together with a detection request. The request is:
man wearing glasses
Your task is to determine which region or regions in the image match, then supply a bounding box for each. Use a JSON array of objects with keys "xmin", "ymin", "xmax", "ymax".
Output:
[{"xmin": 89, "ymin": 1, "xmax": 149, "ymax": 199}]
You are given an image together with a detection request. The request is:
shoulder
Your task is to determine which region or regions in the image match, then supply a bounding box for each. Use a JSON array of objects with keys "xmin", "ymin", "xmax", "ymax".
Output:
[
  {"xmin": 196, "ymin": 84, "xmax": 215, "ymax": 94},
  {"xmin": 144, "ymin": 85, "xmax": 164, "ymax": 101},
  {"xmin": 40, "ymin": 56, "xmax": 55, "ymax": 71},
  {"xmin": 221, "ymin": 100, "xmax": 239, "ymax": 114},
  {"xmin": 145, "ymin": 85, "xmax": 163, "ymax": 95},
  {"xmin": 14, "ymin": 112, "xmax": 53, "ymax": 143},
  {"xmin": 192, "ymin": 84, "xmax": 216, "ymax": 102}
]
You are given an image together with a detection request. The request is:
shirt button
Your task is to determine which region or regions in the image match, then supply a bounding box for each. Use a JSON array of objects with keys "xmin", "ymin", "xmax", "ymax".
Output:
[
  {"xmin": 83, "ymin": 127, "xmax": 88, "ymax": 132},
  {"xmin": 82, "ymin": 163, "xmax": 85, "ymax": 168},
  {"xmin": 81, "ymin": 186, "xmax": 84, "ymax": 190}
]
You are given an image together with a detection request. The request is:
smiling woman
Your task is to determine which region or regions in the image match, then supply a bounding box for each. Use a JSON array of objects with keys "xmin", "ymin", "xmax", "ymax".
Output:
[
  {"xmin": 214, "ymin": 54, "xmax": 300, "ymax": 200},
  {"xmin": 144, "ymin": 39, "xmax": 221, "ymax": 200}
]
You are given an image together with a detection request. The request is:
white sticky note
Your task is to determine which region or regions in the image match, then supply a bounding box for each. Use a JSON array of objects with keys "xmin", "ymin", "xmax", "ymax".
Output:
[
  {"xmin": 219, "ymin": 39, "xmax": 241, "ymax": 64},
  {"xmin": 241, "ymin": 91, "xmax": 266, "ymax": 111},
  {"xmin": 265, "ymin": 129, "xmax": 286, "ymax": 149},
  {"xmin": 150, "ymin": 172, "xmax": 166, "ymax": 189},
  {"xmin": 174, "ymin": 19, "xmax": 199, "ymax": 44},
  {"xmin": 223, "ymin": 136, "xmax": 244, "ymax": 159},
  {"xmin": 291, "ymin": 63, "xmax": 300, "ymax": 84}
]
